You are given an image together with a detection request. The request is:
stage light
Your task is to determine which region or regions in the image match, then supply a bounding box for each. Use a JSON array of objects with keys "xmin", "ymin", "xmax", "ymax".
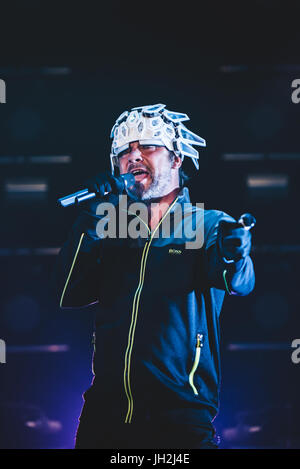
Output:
[
  {"xmin": 247, "ymin": 174, "xmax": 288, "ymax": 188},
  {"xmin": 246, "ymin": 174, "xmax": 289, "ymax": 199},
  {"xmin": 222, "ymin": 153, "xmax": 264, "ymax": 161},
  {"xmin": 0, "ymin": 155, "xmax": 72, "ymax": 165},
  {"xmin": 28, "ymin": 155, "xmax": 72, "ymax": 164},
  {"xmin": 4, "ymin": 179, "xmax": 48, "ymax": 193},
  {"xmin": 222, "ymin": 152, "xmax": 300, "ymax": 162},
  {"xmin": 0, "ymin": 248, "xmax": 60, "ymax": 256},
  {"xmin": 268, "ymin": 153, "xmax": 300, "ymax": 160},
  {"xmin": 4, "ymin": 178, "xmax": 48, "ymax": 202},
  {"xmin": 7, "ymin": 345, "xmax": 70, "ymax": 354}
]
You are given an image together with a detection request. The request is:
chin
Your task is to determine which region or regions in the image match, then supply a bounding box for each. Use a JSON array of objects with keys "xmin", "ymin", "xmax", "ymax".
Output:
[{"xmin": 127, "ymin": 183, "xmax": 145, "ymax": 201}]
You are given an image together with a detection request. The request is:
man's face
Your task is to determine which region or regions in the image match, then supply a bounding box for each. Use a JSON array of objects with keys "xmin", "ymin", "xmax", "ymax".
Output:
[{"xmin": 117, "ymin": 141, "xmax": 181, "ymax": 200}]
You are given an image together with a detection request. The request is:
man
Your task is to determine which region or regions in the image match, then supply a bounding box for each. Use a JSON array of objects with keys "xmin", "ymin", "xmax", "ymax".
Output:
[{"xmin": 55, "ymin": 103, "xmax": 255, "ymax": 449}]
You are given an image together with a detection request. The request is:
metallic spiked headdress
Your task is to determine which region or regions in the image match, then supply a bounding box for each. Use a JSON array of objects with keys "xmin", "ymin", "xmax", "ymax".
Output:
[{"xmin": 110, "ymin": 103, "xmax": 206, "ymax": 174}]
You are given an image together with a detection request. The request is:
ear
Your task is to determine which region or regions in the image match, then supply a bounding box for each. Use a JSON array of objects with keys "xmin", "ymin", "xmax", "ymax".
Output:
[{"xmin": 171, "ymin": 154, "xmax": 182, "ymax": 170}]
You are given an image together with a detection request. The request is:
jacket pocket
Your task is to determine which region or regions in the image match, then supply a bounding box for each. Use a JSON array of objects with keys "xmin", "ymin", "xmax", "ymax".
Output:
[{"xmin": 188, "ymin": 333, "xmax": 204, "ymax": 396}]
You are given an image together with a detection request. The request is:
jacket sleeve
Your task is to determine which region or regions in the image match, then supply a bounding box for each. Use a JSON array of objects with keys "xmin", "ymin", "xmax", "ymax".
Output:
[
  {"xmin": 203, "ymin": 211, "xmax": 255, "ymax": 296},
  {"xmin": 54, "ymin": 210, "xmax": 102, "ymax": 308}
]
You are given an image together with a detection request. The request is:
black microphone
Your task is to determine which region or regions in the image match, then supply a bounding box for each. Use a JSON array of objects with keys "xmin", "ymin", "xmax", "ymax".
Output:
[
  {"xmin": 57, "ymin": 173, "xmax": 135, "ymax": 208},
  {"xmin": 238, "ymin": 213, "xmax": 256, "ymax": 230}
]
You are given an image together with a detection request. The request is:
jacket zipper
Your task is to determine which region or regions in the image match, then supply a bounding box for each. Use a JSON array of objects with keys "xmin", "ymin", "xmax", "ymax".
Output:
[
  {"xmin": 60, "ymin": 232, "xmax": 85, "ymax": 307},
  {"xmin": 123, "ymin": 238, "xmax": 150, "ymax": 423},
  {"xmin": 91, "ymin": 331, "xmax": 96, "ymax": 376},
  {"xmin": 92, "ymin": 331, "xmax": 96, "ymax": 352},
  {"xmin": 223, "ymin": 269, "xmax": 233, "ymax": 295},
  {"xmin": 123, "ymin": 197, "xmax": 179, "ymax": 423},
  {"xmin": 188, "ymin": 333, "xmax": 204, "ymax": 396}
]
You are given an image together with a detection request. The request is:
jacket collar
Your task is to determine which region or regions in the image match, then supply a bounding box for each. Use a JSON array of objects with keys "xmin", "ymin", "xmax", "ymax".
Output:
[
  {"xmin": 175, "ymin": 186, "xmax": 191, "ymax": 204},
  {"xmin": 168, "ymin": 186, "xmax": 191, "ymax": 214}
]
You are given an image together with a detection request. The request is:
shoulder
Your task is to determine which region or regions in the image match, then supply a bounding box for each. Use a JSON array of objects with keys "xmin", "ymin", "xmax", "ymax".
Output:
[
  {"xmin": 204, "ymin": 208, "xmax": 235, "ymax": 226},
  {"xmin": 182, "ymin": 204, "xmax": 234, "ymax": 225},
  {"xmin": 202, "ymin": 209, "xmax": 235, "ymax": 249}
]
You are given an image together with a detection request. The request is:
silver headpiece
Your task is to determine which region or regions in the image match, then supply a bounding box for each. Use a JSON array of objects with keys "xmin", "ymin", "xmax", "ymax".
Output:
[{"xmin": 110, "ymin": 103, "xmax": 206, "ymax": 174}]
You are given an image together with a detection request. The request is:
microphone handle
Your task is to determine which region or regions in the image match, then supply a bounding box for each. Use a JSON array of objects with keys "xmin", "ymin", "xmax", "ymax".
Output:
[
  {"xmin": 57, "ymin": 173, "xmax": 135, "ymax": 208},
  {"xmin": 58, "ymin": 189, "xmax": 108, "ymax": 207}
]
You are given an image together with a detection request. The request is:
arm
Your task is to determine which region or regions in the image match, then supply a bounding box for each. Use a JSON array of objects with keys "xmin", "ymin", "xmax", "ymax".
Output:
[
  {"xmin": 54, "ymin": 173, "xmax": 125, "ymax": 308},
  {"xmin": 54, "ymin": 209, "xmax": 102, "ymax": 308},
  {"xmin": 205, "ymin": 243, "xmax": 255, "ymax": 296}
]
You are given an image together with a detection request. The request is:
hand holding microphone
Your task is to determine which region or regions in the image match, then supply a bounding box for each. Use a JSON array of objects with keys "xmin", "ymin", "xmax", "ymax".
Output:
[
  {"xmin": 58, "ymin": 172, "xmax": 135, "ymax": 240},
  {"xmin": 218, "ymin": 213, "xmax": 256, "ymax": 263},
  {"xmin": 58, "ymin": 172, "xmax": 135, "ymax": 208}
]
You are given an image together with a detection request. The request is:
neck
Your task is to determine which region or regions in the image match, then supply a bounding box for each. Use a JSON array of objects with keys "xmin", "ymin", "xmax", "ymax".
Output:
[{"xmin": 146, "ymin": 187, "xmax": 181, "ymax": 231}]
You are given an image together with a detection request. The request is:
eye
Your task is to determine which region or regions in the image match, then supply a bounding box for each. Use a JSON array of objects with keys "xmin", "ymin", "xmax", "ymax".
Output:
[
  {"xmin": 118, "ymin": 150, "xmax": 129, "ymax": 159},
  {"xmin": 140, "ymin": 145, "xmax": 156, "ymax": 150}
]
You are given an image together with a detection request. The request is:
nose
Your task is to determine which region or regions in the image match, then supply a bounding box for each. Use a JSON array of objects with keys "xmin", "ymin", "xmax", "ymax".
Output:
[{"xmin": 128, "ymin": 146, "xmax": 143, "ymax": 163}]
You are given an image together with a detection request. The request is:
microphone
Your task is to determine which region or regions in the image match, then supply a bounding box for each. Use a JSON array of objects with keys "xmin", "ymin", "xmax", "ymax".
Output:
[
  {"xmin": 238, "ymin": 213, "xmax": 256, "ymax": 231},
  {"xmin": 57, "ymin": 173, "xmax": 135, "ymax": 208},
  {"xmin": 220, "ymin": 212, "xmax": 256, "ymax": 264}
]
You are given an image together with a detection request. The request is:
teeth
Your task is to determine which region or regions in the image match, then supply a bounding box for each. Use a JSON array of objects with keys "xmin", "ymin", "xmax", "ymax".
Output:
[{"xmin": 133, "ymin": 170, "xmax": 146, "ymax": 175}]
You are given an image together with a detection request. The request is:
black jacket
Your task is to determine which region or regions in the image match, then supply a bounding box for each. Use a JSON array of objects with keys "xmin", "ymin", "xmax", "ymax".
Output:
[{"xmin": 55, "ymin": 187, "xmax": 255, "ymax": 426}]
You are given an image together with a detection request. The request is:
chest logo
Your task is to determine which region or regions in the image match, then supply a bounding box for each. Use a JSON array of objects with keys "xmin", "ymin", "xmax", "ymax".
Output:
[{"xmin": 168, "ymin": 248, "xmax": 182, "ymax": 255}]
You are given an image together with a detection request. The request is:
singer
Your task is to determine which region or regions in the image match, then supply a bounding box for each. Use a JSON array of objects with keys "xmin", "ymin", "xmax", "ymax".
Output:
[{"xmin": 54, "ymin": 104, "xmax": 255, "ymax": 449}]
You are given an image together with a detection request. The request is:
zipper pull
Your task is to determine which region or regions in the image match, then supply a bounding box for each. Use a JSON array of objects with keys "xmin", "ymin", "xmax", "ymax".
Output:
[
  {"xmin": 92, "ymin": 332, "xmax": 96, "ymax": 351},
  {"xmin": 196, "ymin": 334, "xmax": 204, "ymax": 348}
]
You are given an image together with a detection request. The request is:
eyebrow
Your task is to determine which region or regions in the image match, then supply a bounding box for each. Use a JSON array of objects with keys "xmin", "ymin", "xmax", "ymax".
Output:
[{"xmin": 118, "ymin": 143, "xmax": 163, "ymax": 158}]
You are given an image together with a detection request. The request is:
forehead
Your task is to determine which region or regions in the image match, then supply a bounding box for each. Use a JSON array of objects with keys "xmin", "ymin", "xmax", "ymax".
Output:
[{"xmin": 129, "ymin": 141, "xmax": 164, "ymax": 148}]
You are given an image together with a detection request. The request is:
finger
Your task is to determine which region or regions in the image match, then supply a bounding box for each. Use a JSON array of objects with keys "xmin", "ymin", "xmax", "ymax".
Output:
[
  {"xmin": 109, "ymin": 175, "xmax": 127, "ymax": 194},
  {"xmin": 103, "ymin": 181, "xmax": 113, "ymax": 194}
]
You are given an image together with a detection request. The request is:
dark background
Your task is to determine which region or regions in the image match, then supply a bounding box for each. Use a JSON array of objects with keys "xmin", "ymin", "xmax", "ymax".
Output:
[{"xmin": 0, "ymin": 0, "xmax": 299, "ymax": 449}]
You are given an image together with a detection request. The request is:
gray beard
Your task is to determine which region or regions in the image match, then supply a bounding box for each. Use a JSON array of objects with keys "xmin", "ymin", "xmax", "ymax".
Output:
[{"xmin": 130, "ymin": 166, "xmax": 173, "ymax": 201}]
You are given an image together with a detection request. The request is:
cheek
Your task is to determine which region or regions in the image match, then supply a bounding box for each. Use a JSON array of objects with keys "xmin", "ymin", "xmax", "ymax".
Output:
[
  {"xmin": 118, "ymin": 159, "xmax": 127, "ymax": 174},
  {"xmin": 155, "ymin": 157, "xmax": 170, "ymax": 174}
]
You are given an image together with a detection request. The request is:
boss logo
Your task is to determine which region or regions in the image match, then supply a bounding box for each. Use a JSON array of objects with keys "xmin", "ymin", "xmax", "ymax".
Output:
[{"xmin": 168, "ymin": 248, "xmax": 182, "ymax": 255}]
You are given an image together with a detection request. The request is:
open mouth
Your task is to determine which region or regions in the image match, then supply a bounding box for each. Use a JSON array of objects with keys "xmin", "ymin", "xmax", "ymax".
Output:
[{"xmin": 130, "ymin": 169, "xmax": 150, "ymax": 182}]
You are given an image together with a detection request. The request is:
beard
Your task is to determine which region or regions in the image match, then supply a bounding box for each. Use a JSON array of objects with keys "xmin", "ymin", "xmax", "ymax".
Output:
[{"xmin": 128, "ymin": 163, "xmax": 173, "ymax": 201}]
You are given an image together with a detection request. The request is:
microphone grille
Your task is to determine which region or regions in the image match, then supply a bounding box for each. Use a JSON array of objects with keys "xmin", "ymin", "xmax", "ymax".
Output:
[{"xmin": 121, "ymin": 173, "xmax": 135, "ymax": 189}]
